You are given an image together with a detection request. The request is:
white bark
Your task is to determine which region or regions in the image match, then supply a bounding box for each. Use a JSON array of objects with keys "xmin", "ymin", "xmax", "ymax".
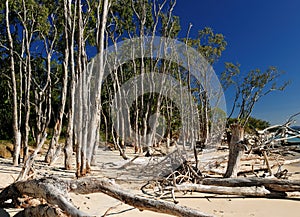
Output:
[
  {"xmin": 21, "ymin": 0, "xmax": 34, "ymax": 163},
  {"xmin": 74, "ymin": 0, "xmax": 110, "ymax": 177},
  {"xmin": 64, "ymin": 0, "xmax": 77, "ymax": 170},
  {"xmin": 0, "ymin": 177, "xmax": 214, "ymax": 217},
  {"xmin": 5, "ymin": 0, "xmax": 22, "ymax": 166},
  {"xmin": 168, "ymin": 184, "xmax": 278, "ymax": 197}
]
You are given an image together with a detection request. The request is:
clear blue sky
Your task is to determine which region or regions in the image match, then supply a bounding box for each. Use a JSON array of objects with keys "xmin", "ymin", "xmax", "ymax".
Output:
[{"xmin": 174, "ymin": 0, "xmax": 300, "ymax": 125}]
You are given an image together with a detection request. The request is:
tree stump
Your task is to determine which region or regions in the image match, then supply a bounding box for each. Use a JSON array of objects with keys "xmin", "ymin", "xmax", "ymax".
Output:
[{"xmin": 224, "ymin": 124, "xmax": 245, "ymax": 178}]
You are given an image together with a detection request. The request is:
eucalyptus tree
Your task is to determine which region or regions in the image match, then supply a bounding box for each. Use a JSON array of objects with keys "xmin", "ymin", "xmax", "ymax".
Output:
[
  {"xmin": 184, "ymin": 27, "xmax": 227, "ymax": 145},
  {"xmin": 1, "ymin": 0, "xmax": 22, "ymax": 166},
  {"xmin": 1, "ymin": 0, "xmax": 35, "ymax": 165},
  {"xmin": 43, "ymin": 0, "xmax": 68, "ymax": 166},
  {"xmin": 63, "ymin": 0, "xmax": 77, "ymax": 170},
  {"xmin": 70, "ymin": 0, "xmax": 110, "ymax": 177},
  {"xmin": 98, "ymin": 0, "xmax": 181, "ymax": 154},
  {"xmin": 221, "ymin": 63, "xmax": 289, "ymax": 177},
  {"xmin": 1, "ymin": 0, "xmax": 64, "ymax": 166}
]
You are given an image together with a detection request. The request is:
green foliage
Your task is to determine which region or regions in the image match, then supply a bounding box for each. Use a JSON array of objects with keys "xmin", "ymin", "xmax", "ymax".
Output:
[
  {"xmin": 0, "ymin": 0, "xmax": 284, "ymax": 148},
  {"xmin": 222, "ymin": 62, "xmax": 289, "ymax": 126},
  {"xmin": 228, "ymin": 116, "xmax": 270, "ymax": 133},
  {"xmin": 184, "ymin": 27, "xmax": 227, "ymax": 65}
]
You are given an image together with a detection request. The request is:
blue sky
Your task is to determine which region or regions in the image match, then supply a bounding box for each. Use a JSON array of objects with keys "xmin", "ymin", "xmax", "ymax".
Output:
[{"xmin": 174, "ymin": 0, "xmax": 300, "ymax": 125}]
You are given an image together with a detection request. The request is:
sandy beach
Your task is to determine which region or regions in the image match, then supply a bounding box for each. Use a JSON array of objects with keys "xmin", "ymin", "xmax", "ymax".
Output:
[{"xmin": 0, "ymin": 149, "xmax": 299, "ymax": 217}]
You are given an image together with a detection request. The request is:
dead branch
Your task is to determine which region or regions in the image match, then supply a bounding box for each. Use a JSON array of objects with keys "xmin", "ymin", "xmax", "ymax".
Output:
[
  {"xmin": 0, "ymin": 177, "xmax": 214, "ymax": 217},
  {"xmin": 167, "ymin": 183, "xmax": 283, "ymax": 197},
  {"xmin": 67, "ymin": 178, "xmax": 213, "ymax": 217},
  {"xmin": 202, "ymin": 177, "xmax": 300, "ymax": 192},
  {"xmin": 0, "ymin": 177, "xmax": 89, "ymax": 217}
]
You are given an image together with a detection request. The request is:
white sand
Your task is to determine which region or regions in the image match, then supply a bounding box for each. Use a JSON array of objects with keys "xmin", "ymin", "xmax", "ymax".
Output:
[{"xmin": 0, "ymin": 150, "xmax": 299, "ymax": 217}]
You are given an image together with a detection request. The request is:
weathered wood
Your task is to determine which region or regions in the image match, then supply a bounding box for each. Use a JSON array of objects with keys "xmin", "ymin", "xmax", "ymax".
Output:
[
  {"xmin": 167, "ymin": 183, "xmax": 283, "ymax": 197},
  {"xmin": 0, "ymin": 177, "xmax": 214, "ymax": 217},
  {"xmin": 202, "ymin": 177, "xmax": 300, "ymax": 192},
  {"xmin": 0, "ymin": 178, "xmax": 89, "ymax": 217},
  {"xmin": 67, "ymin": 178, "xmax": 214, "ymax": 217},
  {"xmin": 224, "ymin": 124, "xmax": 245, "ymax": 178}
]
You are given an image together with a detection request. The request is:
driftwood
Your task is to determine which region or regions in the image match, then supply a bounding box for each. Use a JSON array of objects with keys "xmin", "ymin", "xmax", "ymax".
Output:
[
  {"xmin": 162, "ymin": 177, "xmax": 300, "ymax": 199},
  {"xmin": 167, "ymin": 184, "xmax": 284, "ymax": 197},
  {"xmin": 0, "ymin": 177, "xmax": 89, "ymax": 217},
  {"xmin": 0, "ymin": 177, "xmax": 214, "ymax": 217},
  {"xmin": 202, "ymin": 177, "xmax": 300, "ymax": 193}
]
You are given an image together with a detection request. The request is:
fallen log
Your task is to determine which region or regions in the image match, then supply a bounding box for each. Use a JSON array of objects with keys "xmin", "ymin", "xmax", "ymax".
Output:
[
  {"xmin": 202, "ymin": 177, "xmax": 300, "ymax": 192},
  {"xmin": 0, "ymin": 177, "xmax": 214, "ymax": 217},
  {"xmin": 67, "ymin": 178, "xmax": 214, "ymax": 217},
  {"xmin": 0, "ymin": 177, "xmax": 89, "ymax": 217},
  {"xmin": 167, "ymin": 183, "xmax": 284, "ymax": 197}
]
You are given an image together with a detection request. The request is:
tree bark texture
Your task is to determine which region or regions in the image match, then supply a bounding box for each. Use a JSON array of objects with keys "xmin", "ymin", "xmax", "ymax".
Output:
[
  {"xmin": 224, "ymin": 124, "xmax": 245, "ymax": 178},
  {"xmin": 0, "ymin": 177, "xmax": 214, "ymax": 217}
]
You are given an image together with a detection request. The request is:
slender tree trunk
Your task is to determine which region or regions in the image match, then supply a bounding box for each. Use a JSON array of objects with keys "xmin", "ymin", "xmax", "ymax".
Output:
[
  {"xmin": 74, "ymin": 0, "xmax": 109, "ymax": 177},
  {"xmin": 224, "ymin": 124, "xmax": 245, "ymax": 178},
  {"xmin": 75, "ymin": 0, "xmax": 84, "ymax": 177},
  {"xmin": 47, "ymin": 50, "xmax": 68, "ymax": 165},
  {"xmin": 6, "ymin": 0, "xmax": 22, "ymax": 166},
  {"xmin": 64, "ymin": 0, "xmax": 77, "ymax": 170},
  {"xmin": 84, "ymin": 0, "xmax": 110, "ymax": 174},
  {"xmin": 21, "ymin": 0, "xmax": 35, "ymax": 163}
]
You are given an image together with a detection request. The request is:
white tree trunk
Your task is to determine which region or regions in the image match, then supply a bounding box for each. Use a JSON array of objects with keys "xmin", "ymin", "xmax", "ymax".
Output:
[
  {"xmin": 64, "ymin": 0, "xmax": 77, "ymax": 170},
  {"xmin": 5, "ymin": 0, "xmax": 22, "ymax": 166}
]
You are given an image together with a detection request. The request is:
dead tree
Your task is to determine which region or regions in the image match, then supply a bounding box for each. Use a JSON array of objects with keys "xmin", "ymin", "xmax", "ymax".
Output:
[{"xmin": 224, "ymin": 124, "xmax": 246, "ymax": 178}]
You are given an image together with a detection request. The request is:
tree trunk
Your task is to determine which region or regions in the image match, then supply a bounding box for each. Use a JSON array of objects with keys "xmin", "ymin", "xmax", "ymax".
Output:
[
  {"xmin": 46, "ymin": 47, "xmax": 68, "ymax": 165},
  {"xmin": 23, "ymin": 15, "xmax": 33, "ymax": 165},
  {"xmin": 64, "ymin": 0, "xmax": 77, "ymax": 170},
  {"xmin": 80, "ymin": 0, "xmax": 109, "ymax": 175},
  {"xmin": 17, "ymin": 133, "xmax": 48, "ymax": 181},
  {"xmin": 224, "ymin": 124, "xmax": 245, "ymax": 178},
  {"xmin": 5, "ymin": 0, "xmax": 22, "ymax": 166}
]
